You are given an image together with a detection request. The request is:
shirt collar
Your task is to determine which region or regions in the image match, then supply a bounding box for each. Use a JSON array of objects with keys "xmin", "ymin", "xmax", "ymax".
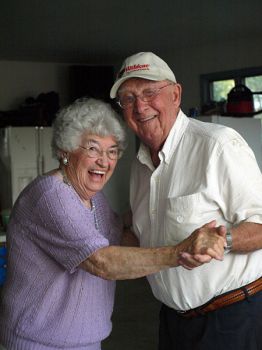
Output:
[{"xmin": 137, "ymin": 142, "xmax": 155, "ymax": 171}]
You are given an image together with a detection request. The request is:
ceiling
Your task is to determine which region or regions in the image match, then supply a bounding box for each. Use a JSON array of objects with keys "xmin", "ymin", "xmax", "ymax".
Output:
[{"xmin": 1, "ymin": 0, "xmax": 262, "ymax": 64}]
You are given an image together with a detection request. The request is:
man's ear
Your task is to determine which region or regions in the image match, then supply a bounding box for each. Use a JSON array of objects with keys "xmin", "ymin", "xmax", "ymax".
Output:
[{"xmin": 172, "ymin": 83, "xmax": 182, "ymax": 107}]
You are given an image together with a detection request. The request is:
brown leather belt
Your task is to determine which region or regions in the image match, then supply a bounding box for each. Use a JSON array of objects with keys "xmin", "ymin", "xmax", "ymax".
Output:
[{"xmin": 177, "ymin": 277, "xmax": 262, "ymax": 318}]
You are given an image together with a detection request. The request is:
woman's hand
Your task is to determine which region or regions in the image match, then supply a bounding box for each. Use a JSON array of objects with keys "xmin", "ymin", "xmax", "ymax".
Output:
[{"xmin": 177, "ymin": 220, "xmax": 226, "ymax": 270}]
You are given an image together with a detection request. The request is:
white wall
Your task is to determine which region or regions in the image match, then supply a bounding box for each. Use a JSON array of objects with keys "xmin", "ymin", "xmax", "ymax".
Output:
[{"xmin": 0, "ymin": 61, "xmax": 70, "ymax": 111}]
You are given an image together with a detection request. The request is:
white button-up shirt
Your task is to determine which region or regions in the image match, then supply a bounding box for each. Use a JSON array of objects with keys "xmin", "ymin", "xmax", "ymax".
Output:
[{"xmin": 130, "ymin": 110, "xmax": 262, "ymax": 311}]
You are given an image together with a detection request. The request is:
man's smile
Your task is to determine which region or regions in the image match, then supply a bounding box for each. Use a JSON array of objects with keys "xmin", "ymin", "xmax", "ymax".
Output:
[{"xmin": 137, "ymin": 115, "xmax": 158, "ymax": 123}]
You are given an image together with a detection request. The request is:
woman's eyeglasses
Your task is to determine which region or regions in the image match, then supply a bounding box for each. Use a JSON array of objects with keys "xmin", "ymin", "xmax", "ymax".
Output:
[{"xmin": 79, "ymin": 145, "xmax": 122, "ymax": 160}]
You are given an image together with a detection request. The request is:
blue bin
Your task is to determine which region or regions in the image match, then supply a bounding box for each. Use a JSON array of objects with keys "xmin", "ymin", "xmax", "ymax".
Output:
[
  {"xmin": 0, "ymin": 267, "xmax": 7, "ymax": 285},
  {"xmin": 0, "ymin": 246, "xmax": 7, "ymax": 256}
]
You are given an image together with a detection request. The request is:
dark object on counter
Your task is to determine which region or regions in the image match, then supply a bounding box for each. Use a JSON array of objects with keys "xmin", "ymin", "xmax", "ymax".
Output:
[
  {"xmin": 35, "ymin": 91, "xmax": 60, "ymax": 116},
  {"xmin": 201, "ymin": 101, "xmax": 226, "ymax": 116},
  {"xmin": 21, "ymin": 91, "xmax": 59, "ymax": 125},
  {"xmin": 0, "ymin": 91, "xmax": 60, "ymax": 127}
]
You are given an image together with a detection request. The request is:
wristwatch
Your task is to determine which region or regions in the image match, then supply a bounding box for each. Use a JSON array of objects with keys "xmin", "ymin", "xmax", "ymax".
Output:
[{"xmin": 224, "ymin": 231, "xmax": 233, "ymax": 253}]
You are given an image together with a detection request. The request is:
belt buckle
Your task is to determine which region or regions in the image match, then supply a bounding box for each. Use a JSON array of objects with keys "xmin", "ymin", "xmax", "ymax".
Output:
[
  {"xmin": 176, "ymin": 309, "xmax": 197, "ymax": 318},
  {"xmin": 176, "ymin": 309, "xmax": 190, "ymax": 317},
  {"xmin": 176, "ymin": 309, "xmax": 187, "ymax": 315}
]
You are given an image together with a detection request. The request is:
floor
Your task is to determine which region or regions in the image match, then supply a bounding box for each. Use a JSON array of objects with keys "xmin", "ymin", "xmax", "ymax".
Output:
[{"xmin": 102, "ymin": 278, "xmax": 161, "ymax": 350}]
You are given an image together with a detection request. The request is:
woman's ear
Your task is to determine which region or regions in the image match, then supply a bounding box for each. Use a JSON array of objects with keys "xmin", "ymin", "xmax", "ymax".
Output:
[{"xmin": 58, "ymin": 150, "xmax": 69, "ymax": 166}]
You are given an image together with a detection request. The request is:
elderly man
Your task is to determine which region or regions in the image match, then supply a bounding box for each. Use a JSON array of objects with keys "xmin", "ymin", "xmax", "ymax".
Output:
[{"xmin": 110, "ymin": 52, "xmax": 262, "ymax": 350}]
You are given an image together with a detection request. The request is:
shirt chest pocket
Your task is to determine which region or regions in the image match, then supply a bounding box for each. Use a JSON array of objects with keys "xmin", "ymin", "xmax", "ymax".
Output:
[{"xmin": 164, "ymin": 192, "xmax": 210, "ymax": 244}]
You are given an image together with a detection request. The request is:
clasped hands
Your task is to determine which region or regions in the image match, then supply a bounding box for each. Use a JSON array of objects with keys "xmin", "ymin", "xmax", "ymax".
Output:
[{"xmin": 178, "ymin": 220, "xmax": 227, "ymax": 270}]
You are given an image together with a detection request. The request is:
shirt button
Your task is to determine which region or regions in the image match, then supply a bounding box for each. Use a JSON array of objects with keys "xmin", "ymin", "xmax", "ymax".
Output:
[{"xmin": 177, "ymin": 215, "xmax": 184, "ymax": 223}]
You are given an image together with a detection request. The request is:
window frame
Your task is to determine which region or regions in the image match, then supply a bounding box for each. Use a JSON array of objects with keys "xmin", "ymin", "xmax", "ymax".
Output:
[{"xmin": 200, "ymin": 66, "xmax": 262, "ymax": 107}]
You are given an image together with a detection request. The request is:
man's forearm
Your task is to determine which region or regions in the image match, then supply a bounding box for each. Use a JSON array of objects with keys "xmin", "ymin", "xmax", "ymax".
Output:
[{"xmin": 231, "ymin": 222, "xmax": 262, "ymax": 252}]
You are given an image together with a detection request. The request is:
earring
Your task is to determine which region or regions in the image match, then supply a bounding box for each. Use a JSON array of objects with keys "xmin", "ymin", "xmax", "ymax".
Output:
[{"xmin": 62, "ymin": 157, "xmax": 69, "ymax": 165}]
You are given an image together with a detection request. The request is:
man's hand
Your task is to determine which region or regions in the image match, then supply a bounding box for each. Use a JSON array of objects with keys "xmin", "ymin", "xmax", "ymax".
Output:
[{"xmin": 177, "ymin": 220, "xmax": 226, "ymax": 270}]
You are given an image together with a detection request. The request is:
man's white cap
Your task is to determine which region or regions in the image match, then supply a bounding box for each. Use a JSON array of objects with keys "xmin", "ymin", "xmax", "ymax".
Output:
[{"xmin": 110, "ymin": 52, "xmax": 177, "ymax": 98}]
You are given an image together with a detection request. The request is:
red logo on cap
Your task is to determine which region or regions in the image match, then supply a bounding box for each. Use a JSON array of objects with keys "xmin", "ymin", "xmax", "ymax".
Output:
[
  {"xmin": 125, "ymin": 64, "xmax": 150, "ymax": 73},
  {"xmin": 117, "ymin": 64, "xmax": 150, "ymax": 79}
]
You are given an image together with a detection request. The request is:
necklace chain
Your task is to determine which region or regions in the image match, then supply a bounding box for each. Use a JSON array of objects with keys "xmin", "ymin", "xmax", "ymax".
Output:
[{"xmin": 91, "ymin": 200, "xmax": 99, "ymax": 230}]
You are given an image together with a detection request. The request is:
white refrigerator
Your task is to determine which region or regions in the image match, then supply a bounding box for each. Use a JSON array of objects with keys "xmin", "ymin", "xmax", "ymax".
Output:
[
  {"xmin": 198, "ymin": 116, "xmax": 262, "ymax": 171},
  {"xmin": 0, "ymin": 126, "xmax": 58, "ymax": 211}
]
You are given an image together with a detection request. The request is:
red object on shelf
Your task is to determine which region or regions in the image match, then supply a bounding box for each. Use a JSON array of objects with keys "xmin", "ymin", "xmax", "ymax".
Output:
[
  {"xmin": 227, "ymin": 84, "xmax": 254, "ymax": 114},
  {"xmin": 227, "ymin": 100, "xmax": 254, "ymax": 114}
]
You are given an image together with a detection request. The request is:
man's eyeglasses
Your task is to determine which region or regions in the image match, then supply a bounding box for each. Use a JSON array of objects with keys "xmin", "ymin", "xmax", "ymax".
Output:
[
  {"xmin": 116, "ymin": 83, "xmax": 174, "ymax": 109},
  {"xmin": 79, "ymin": 145, "xmax": 122, "ymax": 160}
]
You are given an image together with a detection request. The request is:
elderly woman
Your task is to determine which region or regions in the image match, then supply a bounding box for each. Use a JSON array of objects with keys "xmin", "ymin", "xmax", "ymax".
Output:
[{"xmin": 0, "ymin": 98, "xmax": 225, "ymax": 350}]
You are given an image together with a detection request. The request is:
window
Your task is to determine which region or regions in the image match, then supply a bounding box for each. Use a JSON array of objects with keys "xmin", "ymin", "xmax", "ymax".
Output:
[
  {"xmin": 212, "ymin": 79, "xmax": 235, "ymax": 102},
  {"xmin": 200, "ymin": 67, "xmax": 262, "ymax": 114},
  {"xmin": 246, "ymin": 75, "xmax": 262, "ymax": 111}
]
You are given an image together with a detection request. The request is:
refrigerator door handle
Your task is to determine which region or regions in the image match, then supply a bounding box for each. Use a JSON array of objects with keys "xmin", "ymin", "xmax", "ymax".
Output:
[
  {"xmin": 36, "ymin": 126, "xmax": 43, "ymax": 175},
  {"xmin": 38, "ymin": 127, "xmax": 47, "ymax": 174}
]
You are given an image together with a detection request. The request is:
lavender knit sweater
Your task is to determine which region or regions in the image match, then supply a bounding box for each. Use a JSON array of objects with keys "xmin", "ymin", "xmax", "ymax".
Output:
[{"xmin": 0, "ymin": 175, "xmax": 122, "ymax": 349}]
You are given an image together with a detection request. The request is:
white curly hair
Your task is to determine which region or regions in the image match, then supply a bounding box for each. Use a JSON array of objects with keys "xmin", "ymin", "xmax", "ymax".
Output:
[{"xmin": 52, "ymin": 97, "xmax": 127, "ymax": 160}]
